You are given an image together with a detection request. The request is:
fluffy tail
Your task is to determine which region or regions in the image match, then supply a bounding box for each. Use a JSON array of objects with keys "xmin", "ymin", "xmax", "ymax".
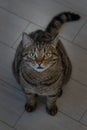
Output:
[{"xmin": 46, "ymin": 12, "xmax": 80, "ymax": 37}]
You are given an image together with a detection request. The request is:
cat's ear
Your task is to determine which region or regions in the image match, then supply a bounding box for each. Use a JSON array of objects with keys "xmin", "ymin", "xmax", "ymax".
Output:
[
  {"xmin": 22, "ymin": 32, "xmax": 33, "ymax": 47},
  {"xmin": 51, "ymin": 35, "xmax": 59, "ymax": 48}
]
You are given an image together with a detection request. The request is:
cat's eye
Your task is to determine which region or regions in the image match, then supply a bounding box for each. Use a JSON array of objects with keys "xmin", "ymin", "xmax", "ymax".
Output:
[
  {"xmin": 28, "ymin": 52, "xmax": 36, "ymax": 59},
  {"xmin": 43, "ymin": 48, "xmax": 51, "ymax": 58},
  {"xmin": 45, "ymin": 52, "xmax": 52, "ymax": 58}
]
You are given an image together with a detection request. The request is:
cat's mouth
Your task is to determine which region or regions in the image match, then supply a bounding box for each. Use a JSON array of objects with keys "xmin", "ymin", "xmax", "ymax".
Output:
[
  {"xmin": 37, "ymin": 66, "xmax": 43, "ymax": 69},
  {"xmin": 35, "ymin": 65, "xmax": 46, "ymax": 72}
]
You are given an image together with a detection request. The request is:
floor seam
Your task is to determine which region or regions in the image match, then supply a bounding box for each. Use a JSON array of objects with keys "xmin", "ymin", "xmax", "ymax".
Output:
[
  {"xmin": 0, "ymin": 40, "xmax": 15, "ymax": 51},
  {"xmin": 13, "ymin": 110, "xmax": 25, "ymax": 129},
  {"xmin": 54, "ymin": 0, "xmax": 87, "ymax": 17},
  {"xmin": 79, "ymin": 109, "xmax": 87, "ymax": 121},
  {"xmin": 71, "ymin": 77, "xmax": 87, "ymax": 89},
  {"xmin": 11, "ymin": 22, "xmax": 31, "ymax": 48},
  {"xmin": 79, "ymin": 122, "xmax": 87, "ymax": 127},
  {"xmin": 0, "ymin": 119, "xmax": 14, "ymax": 129},
  {"xmin": 60, "ymin": 36, "xmax": 87, "ymax": 54},
  {"xmin": 0, "ymin": 6, "xmax": 44, "ymax": 29},
  {"xmin": 0, "ymin": 6, "xmax": 30, "ymax": 22},
  {"xmin": 72, "ymin": 20, "xmax": 87, "ymax": 42},
  {"xmin": 59, "ymin": 111, "xmax": 87, "ymax": 128},
  {"xmin": 0, "ymin": 78, "xmax": 23, "ymax": 94}
]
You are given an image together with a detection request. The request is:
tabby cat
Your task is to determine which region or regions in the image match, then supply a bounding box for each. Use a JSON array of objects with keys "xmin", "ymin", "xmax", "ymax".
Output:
[{"xmin": 13, "ymin": 12, "xmax": 80, "ymax": 116}]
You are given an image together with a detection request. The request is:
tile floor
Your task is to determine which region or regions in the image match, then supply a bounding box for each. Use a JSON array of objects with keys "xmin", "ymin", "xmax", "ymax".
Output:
[{"xmin": 0, "ymin": 0, "xmax": 87, "ymax": 130}]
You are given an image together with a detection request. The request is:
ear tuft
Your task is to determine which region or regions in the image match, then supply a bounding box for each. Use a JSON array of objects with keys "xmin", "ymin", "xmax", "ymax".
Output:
[{"xmin": 22, "ymin": 32, "xmax": 33, "ymax": 47}]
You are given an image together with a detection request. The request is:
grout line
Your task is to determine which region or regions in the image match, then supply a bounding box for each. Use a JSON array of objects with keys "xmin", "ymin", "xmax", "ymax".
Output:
[
  {"xmin": 0, "ymin": 6, "xmax": 44, "ymax": 49},
  {"xmin": 80, "ymin": 121, "xmax": 87, "ymax": 127},
  {"xmin": 54, "ymin": 0, "xmax": 87, "ymax": 18},
  {"xmin": 0, "ymin": 0, "xmax": 87, "ymax": 31},
  {"xmin": 0, "ymin": 111, "xmax": 25, "ymax": 130},
  {"xmin": 59, "ymin": 110, "xmax": 79, "ymax": 122},
  {"xmin": 11, "ymin": 24, "xmax": 44, "ymax": 50},
  {"xmin": 59, "ymin": 111, "xmax": 87, "ymax": 127},
  {"xmin": 13, "ymin": 110, "xmax": 25, "ymax": 128},
  {"xmin": 1, "ymin": 4, "xmax": 87, "ymax": 53},
  {"xmin": 71, "ymin": 77, "xmax": 87, "ymax": 89},
  {"xmin": 29, "ymin": 21, "xmax": 44, "ymax": 30},
  {"xmin": 11, "ymin": 22, "xmax": 31, "ymax": 48},
  {"xmin": 0, "ymin": 119, "xmax": 14, "ymax": 129},
  {"xmin": 60, "ymin": 36, "xmax": 87, "ymax": 54},
  {"xmin": 0, "ymin": 77, "xmax": 23, "ymax": 93},
  {"xmin": 0, "ymin": 6, "xmax": 44, "ymax": 29},
  {"xmin": 0, "ymin": 41, "xmax": 15, "ymax": 51},
  {"xmin": 72, "ymin": 20, "xmax": 87, "ymax": 42},
  {"xmin": 0, "ymin": 6, "xmax": 30, "ymax": 22},
  {"xmin": 0, "ymin": 22, "xmax": 31, "ymax": 51},
  {"xmin": 79, "ymin": 109, "xmax": 87, "ymax": 122},
  {"xmin": 71, "ymin": 42, "xmax": 87, "ymax": 53}
]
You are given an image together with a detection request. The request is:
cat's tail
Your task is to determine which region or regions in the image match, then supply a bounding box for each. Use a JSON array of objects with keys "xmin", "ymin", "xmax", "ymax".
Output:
[{"xmin": 46, "ymin": 12, "xmax": 80, "ymax": 37}]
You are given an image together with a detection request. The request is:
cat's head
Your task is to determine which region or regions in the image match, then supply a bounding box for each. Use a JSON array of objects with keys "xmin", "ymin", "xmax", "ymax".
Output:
[{"xmin": 22, "ymin": 31, "xmax": 59, "ymax": 72}]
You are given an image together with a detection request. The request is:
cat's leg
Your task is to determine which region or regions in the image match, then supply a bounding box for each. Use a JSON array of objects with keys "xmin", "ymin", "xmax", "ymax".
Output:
[
  {"xmin": 25, "ymin": 93, "xmax": 37, "ymax": 112},
  {"xmin": 58, "ymin": 87, "xmax": 63, "ymax": 97},
  {"xmin": 46, "ymin": 94, "xmax": 58, "ymax": 116}
]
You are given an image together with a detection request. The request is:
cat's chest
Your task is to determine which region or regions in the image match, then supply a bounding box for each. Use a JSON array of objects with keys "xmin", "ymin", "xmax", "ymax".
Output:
[
  {"xmin": 20, "ymin": 71, "xmax": 61, "ymax": 95},
  {"xmin": 19, "ymin": 66, "xmax": 63, "ymax": 95}
]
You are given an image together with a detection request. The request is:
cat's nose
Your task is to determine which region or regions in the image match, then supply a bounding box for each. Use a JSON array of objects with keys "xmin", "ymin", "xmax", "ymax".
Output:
[
  {"xmin": 37, "ymin": 61, "xmax": 42, "ymax": 66},
  {"xmin": 36, "ymin": 57, "xmax": 44, "ymax": 65}
]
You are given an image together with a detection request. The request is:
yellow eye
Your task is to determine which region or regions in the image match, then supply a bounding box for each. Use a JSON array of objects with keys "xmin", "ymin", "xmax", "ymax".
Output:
[
  {"xmin": 28, "ymin": 52, "xmax": 34, "ymax": 58},
  {"xmin": 47, "ymin": 53, "xmax": 51, "ymax": 57},
  {"xmin": 45, "ymin": 52, "xmax": 52, "ymax": 58},
  {"xmin": 28, "ymin": 51, "xmax": 38, "ymax": 60}
]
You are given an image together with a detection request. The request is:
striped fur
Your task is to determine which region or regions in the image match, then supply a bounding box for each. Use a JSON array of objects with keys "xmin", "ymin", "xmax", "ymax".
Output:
[
  {"xmin": 13, "ymin": 12, "xmax": 80, "ymax": 115},
  {"xmin": 46, "ymin": 12, "xmax": 80, "ymax": 37}
]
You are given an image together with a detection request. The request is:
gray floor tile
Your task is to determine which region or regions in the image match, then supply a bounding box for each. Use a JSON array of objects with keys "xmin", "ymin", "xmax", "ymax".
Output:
[
  {"xmin": 0, "ymin": 121, "xmax": 14, "ymax": 130},
  {"xmin": 59, "ymin": 17, "xmax": 86, "ymax": 41},
  {"xmin": 13, "ymin": 23, "xmax": 42, "ymax": 49},
  {"xmin": 15, "ymin": 111, "xmax": 87, "ymax": 130},
  {"xmin": 60, "ymin": 38, "xmax": 87, "ymax": 86},
  {"xmin": 0, "ymin": 0, "xmax": 73, "ymax": 27},
  {"xmin": 80, "ymin": 111, "xmax": 87, "ymax": 126},
  {"xmin": 0, "ymin": 80, "xmax": 26, "ymax": 126},
  {"xmin": 58, "ymin": 79, "xmax": 87, "ymax": 120},
  {"xmin": 55, "ymin": 0, "xmax": 87, "ymax": 16},
  {"xmin": 0, "ymin": 43, "xmax": 21, "ymax": 90},
  {"xmin": 0, "ymin": 8, "xmax": 29, "ymax": 46},
  {"xmin": 74, "ymin": 22, "xmax": 87, "ymax": 50}
]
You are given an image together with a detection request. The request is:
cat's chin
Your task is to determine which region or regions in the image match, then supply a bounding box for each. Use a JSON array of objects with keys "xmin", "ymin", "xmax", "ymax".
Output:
[
  {"xmin": 33, "ymin": 67, "xmax": 46, "ymax": 72},
  {"xmin": 29, "ymin": 63, "xmax": 50, "ymax": 72}
]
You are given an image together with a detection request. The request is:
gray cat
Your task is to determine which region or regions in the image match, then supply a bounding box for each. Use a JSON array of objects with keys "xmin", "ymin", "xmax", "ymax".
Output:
[{"xmin": 12, "ymin": 12, "xmax": 80, "ymax": 116}]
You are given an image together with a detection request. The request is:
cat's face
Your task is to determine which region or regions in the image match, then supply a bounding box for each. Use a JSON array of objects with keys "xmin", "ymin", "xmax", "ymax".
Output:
[{"xmin": 22, "ymin": 33, "xmax": 59, "ymax": 72}]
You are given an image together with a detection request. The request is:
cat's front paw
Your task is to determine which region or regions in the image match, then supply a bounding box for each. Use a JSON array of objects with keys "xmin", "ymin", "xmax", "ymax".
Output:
[
  {"xmin": 25, "ymin": 103, "xmax": 37, "ymax": 112},
  {"xmin": 46, "ymin": 105, "xmax": 58, "ymax": 116},
  {"xmin": 58, "ymin": 88, "xmax": 63, "ymax": 97}
]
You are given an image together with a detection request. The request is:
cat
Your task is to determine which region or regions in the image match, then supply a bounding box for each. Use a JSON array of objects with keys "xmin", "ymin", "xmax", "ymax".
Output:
[{"xmin": 12, "ymin": 12, "xmax": 80, "ymax": 116}]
